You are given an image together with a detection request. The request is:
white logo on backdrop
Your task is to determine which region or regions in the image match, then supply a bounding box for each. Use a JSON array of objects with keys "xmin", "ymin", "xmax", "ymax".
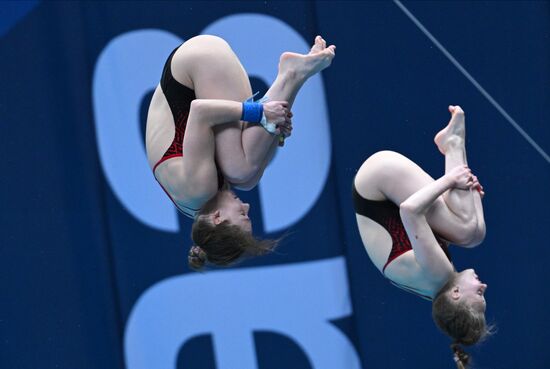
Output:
[{"xmin": 125, "ymin": 257, "xmax": 361, "ymax": 369}]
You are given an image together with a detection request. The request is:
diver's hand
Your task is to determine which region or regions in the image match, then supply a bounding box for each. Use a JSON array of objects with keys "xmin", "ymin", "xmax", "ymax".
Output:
[
  {"xmin": 275, "ymin": 116, "xmax": 292, "ymax": 142},
  {"xmin": 447, "ymin": 165, "xmax": 474, "ymax": 190},
  {"xmin": 263, "ymin": 101, "xmax": 291, "ymax": 128},
  {"xmin": 471, "ymin": 174, "xmax": 485, "ymax": 198}
]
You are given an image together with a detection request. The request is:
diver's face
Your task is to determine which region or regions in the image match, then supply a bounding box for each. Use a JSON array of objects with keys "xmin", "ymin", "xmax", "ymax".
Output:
[
  {"xmin": 217, "ymin": 191, "xmax": 252, "ymax": 232},
  {"xmin": 455, "ymin": 269, "xmax": 488, "ymax": 311}
]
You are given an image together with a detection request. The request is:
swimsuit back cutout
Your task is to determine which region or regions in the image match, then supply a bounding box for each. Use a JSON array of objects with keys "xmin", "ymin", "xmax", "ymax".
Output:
[
  {"xmin": 352, "ymin": 184, "xmax": 451, "ymax": 301},
  {"xmin": 152, "ymin": 46, "xmax": 225, "ymax": 218}
]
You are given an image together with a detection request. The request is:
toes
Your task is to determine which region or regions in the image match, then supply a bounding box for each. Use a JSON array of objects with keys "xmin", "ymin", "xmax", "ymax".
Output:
[
  {"xmin": 311, "ymin": 36, "xmax": 324, "ymax": 53},
  {"xmin": 312, "ymin": 36, "xmax": 333, "ymax": 55},
  {"xmin": 448, "ymin": 105, "xmax": 464, "ymax": 115}
]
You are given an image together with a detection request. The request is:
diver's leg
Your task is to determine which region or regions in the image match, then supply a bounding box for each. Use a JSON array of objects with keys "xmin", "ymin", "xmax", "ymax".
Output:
[
  {"xmin": 234, "ymin": 35, "xmax": 336, "ymax": 187},
  {"xmin": 434, "ymin": 106, "xmax": 485, "ymax": 246},
  {"xmin": 173, "ymin": 35, "xmax": 274, "ymax": 184},
  {"xmin": 354, "ymin": 150, "xmax": 477, "ymax": 245}
]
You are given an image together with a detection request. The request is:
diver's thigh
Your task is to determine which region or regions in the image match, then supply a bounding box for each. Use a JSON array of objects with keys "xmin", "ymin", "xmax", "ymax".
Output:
[
  {"xmin": 355, "ymin": 150, "xmax": 434, "ymax": 203},
  {"xmin": 175, "ymin": 35, "xmax": 252, "ymax": 101}
]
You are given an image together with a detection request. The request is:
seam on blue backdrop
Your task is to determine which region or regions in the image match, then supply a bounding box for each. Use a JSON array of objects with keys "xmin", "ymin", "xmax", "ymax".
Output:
[
  {"xmin": 0, "ymin": 1, "xmax": 41, "ymax": 38},
  {"xmin": 393, "ymin": 0, "xmax": 550, "ymax": 164}
]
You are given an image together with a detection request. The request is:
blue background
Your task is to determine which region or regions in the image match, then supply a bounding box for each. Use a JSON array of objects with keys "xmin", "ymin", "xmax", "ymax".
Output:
[{"xmin": 1, "ymin": 1, "xmax": 549, "ymax": 368}]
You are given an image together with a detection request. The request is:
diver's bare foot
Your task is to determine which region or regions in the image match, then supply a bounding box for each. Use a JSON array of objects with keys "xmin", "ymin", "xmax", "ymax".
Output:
[
  {"xmin": 278, "ymin": 35, "xmax": 336, "ymax": 81},
  {"xmin": 310, "ymin": 35, "xmax": 326, "ymax": 53},
  {"xmin": 434, "ymin": 105, "xmax": 466, "ymax": 154}
]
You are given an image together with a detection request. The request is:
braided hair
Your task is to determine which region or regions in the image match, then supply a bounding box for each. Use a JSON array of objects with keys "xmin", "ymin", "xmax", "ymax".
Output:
[
  {"xmin": 188, "ymin": 245, "xmax": 207, "ymax": 270},
  {"xmin": 451, "ymin": 343, "xmax": 470, "ymax": 369}
]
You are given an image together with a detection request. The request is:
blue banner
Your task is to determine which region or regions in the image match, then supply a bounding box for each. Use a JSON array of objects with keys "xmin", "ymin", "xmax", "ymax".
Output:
[{"xmin": 2, "ymin": 2, "xmax": 549, "ymax": 368}]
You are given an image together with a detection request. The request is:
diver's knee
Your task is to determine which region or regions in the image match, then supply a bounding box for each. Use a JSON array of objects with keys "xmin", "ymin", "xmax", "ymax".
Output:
[
  {"xmin": 367, "ymin": 150, "xmax": 401, "ymax": 164},
  {"xmin": 189, "ymin": 34, "xmax": 229, "ymax": 46},
  {"xmin": 221, "ymin": 164, "xmax": 259, "ymax": 186},
  {"xmin": 468, "ymin": 223, "xmax": 487, "ymax": 248},
  {"xmin": 456, "ymin": 220, "xmax": 485, "ymax": 248},
  {"xmin": 451, "ymin": 219, "xmax": 477, "ymax": 245}
]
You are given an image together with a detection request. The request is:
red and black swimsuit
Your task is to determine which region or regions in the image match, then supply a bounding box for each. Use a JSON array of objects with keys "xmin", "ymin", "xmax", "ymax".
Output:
[
  {"xmin": 152, "ymin": 46, "xmax": 225, "ymax": 218},
  {"xmin": 352, "ymin": 184, "xmax": 451, "ymax": 300}
]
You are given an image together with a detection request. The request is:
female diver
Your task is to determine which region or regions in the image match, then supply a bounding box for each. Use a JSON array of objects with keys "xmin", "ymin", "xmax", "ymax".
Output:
[
  {"xmin": 146, "ymin": 35, "xmax": 335, "ymax": 270},
  {"xmin": 353, "ymin": 106, "xmax": 491, "ymax": 368}
]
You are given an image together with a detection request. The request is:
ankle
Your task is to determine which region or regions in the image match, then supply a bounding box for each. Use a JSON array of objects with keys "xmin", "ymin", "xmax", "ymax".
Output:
[
  {"xmin": 445, "ymin": 136, "xmax": 464, "ymax": 150},
  {"xmin": 275, "ymin": 70, "xmax": 306, "ymax": 93},
  {"xmin": 278, "ymin": 67, "xmax": 304, "ymax": 83}
]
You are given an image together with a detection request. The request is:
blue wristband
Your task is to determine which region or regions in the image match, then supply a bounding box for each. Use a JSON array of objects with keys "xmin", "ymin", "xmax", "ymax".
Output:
[{"xmin": 241, "ymin": 102, "xmax": 263, "ymax": 123}]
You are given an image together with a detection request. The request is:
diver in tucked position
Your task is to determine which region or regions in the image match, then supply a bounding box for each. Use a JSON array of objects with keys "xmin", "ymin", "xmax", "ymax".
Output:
[
  {"xmin": 353, "ymin": 106, "xmax": 491, "ymax": 368},
  {"xmin": 146, "ymin": 35, "xmax": 335, "ymax": 270}
]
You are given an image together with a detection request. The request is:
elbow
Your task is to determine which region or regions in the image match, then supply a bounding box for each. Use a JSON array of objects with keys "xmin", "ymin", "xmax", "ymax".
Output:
[
  {"xmin": 193, "ymin": 99, "xmax": 203, "ymax": 112},
  {"xmin": 189, "ymin": 99, "xmax": 208, "ymax": 121},
  {"xmin": 399, "ymin": 201, "xmax": 420, "ymax": 217}
]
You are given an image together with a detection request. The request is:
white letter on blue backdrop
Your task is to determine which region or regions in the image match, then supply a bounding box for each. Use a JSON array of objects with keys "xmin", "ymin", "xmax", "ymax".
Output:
[
  {"xmin": 125, "ymin": 257, "xmax": 361, "ymax": 369},
  {"xmin": 92, "ymin": 30, "xmax": 184, "ymax": 232}
]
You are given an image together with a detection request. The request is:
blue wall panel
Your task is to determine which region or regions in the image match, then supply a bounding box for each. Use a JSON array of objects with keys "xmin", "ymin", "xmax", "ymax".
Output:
[{"xmin": 1, "ymin": 1, "xmax": 548, "ymax": 368}]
